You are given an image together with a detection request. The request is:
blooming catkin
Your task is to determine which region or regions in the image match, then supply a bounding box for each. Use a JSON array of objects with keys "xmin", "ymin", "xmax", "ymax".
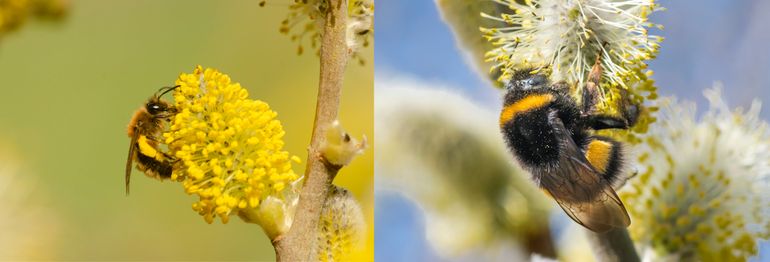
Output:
[
  {"xmin": 265, "ymin": 0, "xmax": 373, "ymax": 63},
  {"xmin": 482, "ymin": 0, "xmax": 662, "ymax": 88},
  {"xmin": 346, "ymin": 0, "xmax": 373, "ymax": 53},
  {"xmin": 164, "ymin": 66, "xmax": 301, "ymax": 224},
  {"xmin": 621, "ymin": 87, "xmax": 770, "ymax": 261},
  {"xmin": 314, "ymin": 186, "xmax": 365, "ymax": 262},
  {"xmin": 482, "ymin": 0, "xmax": 663, "ymax": 144},
  {"xmin": 376, "ymin": 82, "xmax": 552, "ymax": 257},
  {"xmin": 0, "ymin": 0, "xmax": 67, "ymax": 35}
]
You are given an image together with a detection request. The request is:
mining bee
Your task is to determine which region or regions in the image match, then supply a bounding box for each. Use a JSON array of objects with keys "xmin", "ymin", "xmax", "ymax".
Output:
[
  {"xmin": 125, "ymin": 86, "xmax": 178, "ymax": 195},
  {"xmin": 499, "ymin": 57, "xmax": 638, "ymax": 233}
]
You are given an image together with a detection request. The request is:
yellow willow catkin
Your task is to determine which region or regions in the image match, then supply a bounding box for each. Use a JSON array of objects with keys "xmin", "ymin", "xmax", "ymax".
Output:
[
  {"xmin": 314, "ymin": 186, "xmax": 365, "ymax": 262},
  {"xmin": 163, "ymin": 66, "xmax": 301, "ymax": 224},
  {"xmin": 0, "ymin": 0, "xmax": 67, "ymax": 35}
]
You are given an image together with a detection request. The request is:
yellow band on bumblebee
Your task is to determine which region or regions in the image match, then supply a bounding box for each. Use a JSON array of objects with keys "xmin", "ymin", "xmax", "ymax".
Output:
[
  {"xmin": 586, "ymin": 139, "xmax": 613, "ymax": 173},
  {"xmin": 499, "ymin": 94, "xmax": 554, "ymax": 127}
]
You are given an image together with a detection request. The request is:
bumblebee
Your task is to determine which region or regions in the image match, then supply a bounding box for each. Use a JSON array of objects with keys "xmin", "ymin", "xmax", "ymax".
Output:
[
  {"xmin": 499, "ymin": 60, "xmax": 638, "ymax": 233},
  {"xmin": 125, "ymin": 86, "xmax": 178, "ymax": 195}
]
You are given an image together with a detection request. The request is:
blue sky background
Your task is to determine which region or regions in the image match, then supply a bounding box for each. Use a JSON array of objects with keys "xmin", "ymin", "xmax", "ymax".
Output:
[{"xmin": 375, "ymin": 0, "xmax": 770, "ymax": 261}]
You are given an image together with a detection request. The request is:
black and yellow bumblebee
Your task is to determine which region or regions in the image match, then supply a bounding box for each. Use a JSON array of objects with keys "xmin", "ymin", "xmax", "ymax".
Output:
[
  {"xmin": 125, "ymin": 86, "xmax": 178, "ymax": 195},
  {"xmin": 499, "ymin": 60, "xmax": 638, "ymax": 233}
]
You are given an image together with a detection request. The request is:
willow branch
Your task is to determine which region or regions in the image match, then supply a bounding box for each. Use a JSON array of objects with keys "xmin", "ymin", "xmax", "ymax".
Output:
[
  {"xmin": 272, "ymin": 0, "xmax": 349, "ymax": 261},
  {"xmin": 585, "ymin": 227, "xmax": 640, "ymax": 262}
]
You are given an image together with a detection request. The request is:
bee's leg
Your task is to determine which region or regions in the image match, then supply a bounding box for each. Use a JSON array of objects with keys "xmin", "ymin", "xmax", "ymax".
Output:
[
  {"xmin": 586, "ymin": 90, "xmax": 641, "ymax": 131},
  {"xmin": 585, "ymin": 115, "xmax": 630, "ymax": 130},
  {"xmin": 582, "ymin": 48, "xmax": 641, "ymax": 130},
  {"xmin": 160, "ymin": 151, "xmax": 176, "ymax": 162},
  {"xmin": 618, "ymin": 88, "xmax": 640, "ymax": 127},
  {"xmin": 582, "ymin": 52, "xmax": 603, "ymax": 115},
  {"xmin": 144, "ymin": 136, "xmax": 177, "ymax": 162}
]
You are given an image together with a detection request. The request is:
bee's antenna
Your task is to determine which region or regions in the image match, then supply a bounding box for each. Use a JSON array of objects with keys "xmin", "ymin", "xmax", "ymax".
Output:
[{"xmin": 157, "ymin": 85, "xmax": 180, "ymax": 98}]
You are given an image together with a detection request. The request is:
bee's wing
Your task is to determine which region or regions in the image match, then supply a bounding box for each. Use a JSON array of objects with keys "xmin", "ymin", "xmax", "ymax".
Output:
[
  {"xmin": 539, "ymin": 111, "xmax": 630, "ymax": 232},
  {"xmin": 125, "ymin": 127, "xmax": 140, "ymax": 195}
]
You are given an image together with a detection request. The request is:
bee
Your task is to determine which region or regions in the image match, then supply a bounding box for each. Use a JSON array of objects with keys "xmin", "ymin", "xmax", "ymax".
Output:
[
  {"xmin": 499, "ymin": 58, "xmax": 638, "ymax": 233},
  {"xmin": 125, "ymin": 86, "xmax": 179, "ymax": 195}
]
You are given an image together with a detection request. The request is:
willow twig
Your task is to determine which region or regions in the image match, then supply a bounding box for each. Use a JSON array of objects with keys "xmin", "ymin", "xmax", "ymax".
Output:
[{"xmin": 272, "ymin": 0, "xmax": 349, "ymax": 261}]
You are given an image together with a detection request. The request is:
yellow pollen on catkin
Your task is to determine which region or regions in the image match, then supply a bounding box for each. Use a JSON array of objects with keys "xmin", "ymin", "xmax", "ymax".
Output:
[
  {"xmin": 163, "ymin": 65, "xmax": 301, "ymax": 224},
  {"xmin": 314, "ymin": 186, "xmax": 365, "ymax": 262}
]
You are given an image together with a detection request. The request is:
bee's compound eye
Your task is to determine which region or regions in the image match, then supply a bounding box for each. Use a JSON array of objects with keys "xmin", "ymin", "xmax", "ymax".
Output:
[
  {"xmin": 518, "ymin": 75, "xmax": 547, "ymax": 90},
  {"xmin": 530, "ymin": 75, "xmax": 547, "ymax": 87},
  {"xmin": 147, "ymin": 103, "xmax": 162, "ymax": 115}
]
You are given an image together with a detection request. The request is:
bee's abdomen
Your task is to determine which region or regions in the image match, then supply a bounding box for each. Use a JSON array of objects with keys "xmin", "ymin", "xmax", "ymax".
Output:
[
  {"xmin": 136, "ymin": 153, "xmax": 173, "ymax": 179},
  {"xmin": 584, "ymin": 136, "xmax": 623, "ymax": 184},
  {"xmin": 501, "ymin": 107, "xmax": 561, "ymax": 168}
]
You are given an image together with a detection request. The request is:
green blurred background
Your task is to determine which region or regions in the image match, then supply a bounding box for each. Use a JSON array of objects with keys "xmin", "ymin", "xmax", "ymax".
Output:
[{"xmin": 0, "ymin": 0, "xmax": 373, "ymax": 260}]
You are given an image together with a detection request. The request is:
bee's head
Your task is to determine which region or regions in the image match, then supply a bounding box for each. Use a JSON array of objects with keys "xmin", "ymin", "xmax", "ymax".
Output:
[
  {"xmin": 146, "ymin": 85, "xmax": 179, "ymax": 116},
  {"xmin": 145, "ymin": 99, "xmax": 174, "ymax": 116},
  {"xmin": 506, "ymin": 69, "xmax": 549, "ymax": 91}
]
